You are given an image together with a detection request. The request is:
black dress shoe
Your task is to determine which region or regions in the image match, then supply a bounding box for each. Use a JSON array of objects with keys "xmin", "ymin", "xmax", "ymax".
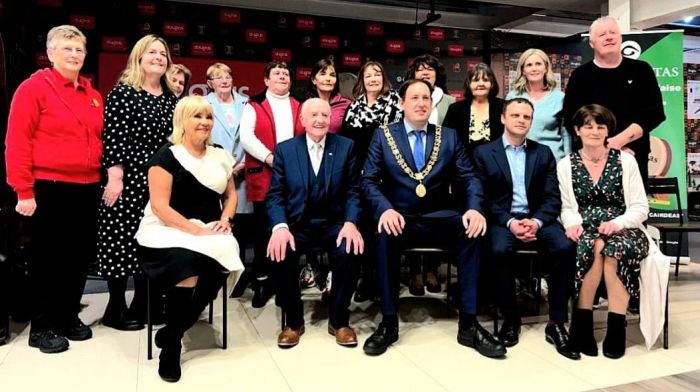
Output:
[
  {"xmin": 62, "ymin": 317, "xmax": 93, "ymax": 341},
  {"xmin": 545, "ymin": 322, "xmax": 581, "ymax": 360},
  {"xmin": 363, "ymin": 322, "xmax": 399, "ymax": 356},
  {"xmin": 457, "ymin": 322, "xmax": 507, "ymax": 358},
  {"xmin": 28, "ymin": 330, "xmax": 69, "ymax": 354},
  {"xmin": 408, "ymin": 275, "xmax": 425, "ymax": 296},
  {"xmin": 425, "ymin": 272, "xmax": 442, "ymax": 293},
  {"xmin": 252, "ymin": 279, "xmax": 273, "ymax": 308},
  {"xmin": 497, "ymin": 323, "xmax": 521, "ymax": 347},
  {"xmin": 102, "ymin": 310, "xmax": 144, "ymax": 331}
]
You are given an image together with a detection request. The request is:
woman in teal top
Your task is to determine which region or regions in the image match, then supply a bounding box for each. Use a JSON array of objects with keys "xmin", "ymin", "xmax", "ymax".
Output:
[{"xmin": 506, "ymin": 48, "xmax": 570, "ymax": 161}]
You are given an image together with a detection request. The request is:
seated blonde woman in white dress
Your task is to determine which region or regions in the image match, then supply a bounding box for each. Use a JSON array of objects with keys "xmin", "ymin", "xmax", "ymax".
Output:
[{"xmin": 135, "ymin": 96, "xmax": 243, "ymax": 382}]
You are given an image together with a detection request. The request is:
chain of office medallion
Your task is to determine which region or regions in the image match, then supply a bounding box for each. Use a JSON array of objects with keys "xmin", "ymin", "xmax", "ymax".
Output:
[{"xmin": 380, "ymin": 124, "xmax": 441, "ymax": 182}]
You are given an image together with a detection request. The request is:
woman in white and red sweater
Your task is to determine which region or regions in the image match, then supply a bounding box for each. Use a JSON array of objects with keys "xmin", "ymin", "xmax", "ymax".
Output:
[{"xmin": 5, "ymin": 25, "xmax": 103, "ymax": 354}]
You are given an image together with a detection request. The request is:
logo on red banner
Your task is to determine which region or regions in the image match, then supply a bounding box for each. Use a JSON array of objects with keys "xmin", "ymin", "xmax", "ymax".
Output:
[
  {"xmin": 101, "ymin": 36, "xmax": 128, "ymax": 52},
  {"xmin": 296, "ymin": 67, "xmax": 312, "ymax": 80},
  {"xmin": 38, "ymin": 0, "xmax": 62, "ymax": 6},
  {"xmin": 386, "ymin": 40, "xmax": 404, "ymax": 54},
  {"xmin": 69, "ymin": 15, "xmax": 96, "ymax": 30},
  {"xmin": 467, "ymin": 60, "xmax": 481, "ymax": 70},
  {"xmin": 296, "ymin": 16, "xmax": 316, "ymax": 31},
  {"xmin": 137, "ymin": 1, "xmax": 157, "ymax": 16},
  {"xmin": 447, "ymin": 44, "xmax": 464, "ymax": 57},
  {"xmin": 191, "ymin": 42, "xmax": 214, "ymax": 57},
  {"xmin": 219, "ymin": 9, "xmax": 241, "ymax": 23},
  {"xmin": 448, "ymin": 90, "xmax": 464, "ymax": 101},
  {"xmin": 366, "ymin": 22, "xmax": 384, "ymax": 36},
  {"xmin": 320, "ymin": 35, "xmax": 339, "ymax": 49},
  {"xmin": 428, "ymin": 27, "xmax": 445, "ymax": 41},
  {"xmin": 36, "ymin": 52, "xmax": 51, "ymax": 68},
  {"xmin": 245, "ymin": 29, "xmax": 267, "ymax": 44},
  {"xmin": 163, "ymin": 22, "xmax": 187, "ymax": 37},
  {"xmin": 271, "ymin": 49, "xmax": 292, "ymax": 62},
  {"xmin": 342, "ymin": 54, "xmax": 361, "ymax": 67}
]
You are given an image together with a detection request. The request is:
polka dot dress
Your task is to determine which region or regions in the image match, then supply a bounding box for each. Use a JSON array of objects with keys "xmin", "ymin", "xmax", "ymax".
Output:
[{"xmin": 97, "ymin": 83, "xmax": 177, "ymax": 278}]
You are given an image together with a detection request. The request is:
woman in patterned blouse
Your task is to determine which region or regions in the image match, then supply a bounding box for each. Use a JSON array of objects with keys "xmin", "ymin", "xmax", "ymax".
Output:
[
  {"xmin": 443, "ymin": 63, "xmax": 504, "ymax": 156},
  {"xmin": 97, "ymin": 34, "xmax": 178, "ymax": 331},
  {"xmin": 341, "ymin": 60, "xmax": 402, "ymax": 302}
]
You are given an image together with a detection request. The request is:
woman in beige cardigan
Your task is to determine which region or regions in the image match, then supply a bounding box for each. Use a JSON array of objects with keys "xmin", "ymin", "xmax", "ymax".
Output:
[{"xmin": 557, "ymin": 104, "xmax": 649, "ymax": 359}]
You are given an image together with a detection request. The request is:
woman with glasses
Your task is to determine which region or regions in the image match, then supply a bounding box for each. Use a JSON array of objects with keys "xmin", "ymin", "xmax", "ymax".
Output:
[{"xmin": 5, "ymin": 25, "xmax": 102, "ymax": 353}]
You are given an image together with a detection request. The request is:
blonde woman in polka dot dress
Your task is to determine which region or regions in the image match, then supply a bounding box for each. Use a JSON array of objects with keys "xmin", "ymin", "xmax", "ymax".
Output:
[{"xmin": 97, "ymin": 35, "xmax": 177, "ymax": 330}]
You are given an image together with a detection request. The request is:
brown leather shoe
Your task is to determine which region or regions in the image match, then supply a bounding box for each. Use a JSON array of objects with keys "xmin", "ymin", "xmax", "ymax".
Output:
[
  {"xmin": 277, "ymin": 325, "xmax": 305, "ymax": 348},
  {"xmin": 328, "ymin": 324, "xmax": 358, "ymax": 347}
]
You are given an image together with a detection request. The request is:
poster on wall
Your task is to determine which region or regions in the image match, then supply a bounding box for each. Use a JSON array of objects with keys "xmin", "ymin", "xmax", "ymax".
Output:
[{"xmin": 688, "ymin": 80, "xmax": 700, "ymax": 120}]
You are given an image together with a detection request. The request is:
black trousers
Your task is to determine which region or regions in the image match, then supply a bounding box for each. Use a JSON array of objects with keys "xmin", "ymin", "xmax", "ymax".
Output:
[
  {"xmin": 252, "ymin": 202, "xmax": 272, "ymax": 279},
  {"xmin": 29, "ymin": 180, "xmax": 99, "ymax": 333},
  {"xmin": 376, "ymin": 213, "xmax": 480, "ymax": 316},
  {"xmin": 488, "ymin": 221, "xmax": 576, "ymax": 323},
  {"xmin": 275, "ymin": 219, "xmax": 357, "ymax": 328}
]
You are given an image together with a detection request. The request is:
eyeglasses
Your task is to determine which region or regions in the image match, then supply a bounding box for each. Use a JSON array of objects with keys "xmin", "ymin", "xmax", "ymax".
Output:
[
  {"xmin": 55, "ymin": 46, "xmax": 87, "ymax": 56},
  {"xmin": 209, "ymin": 76, "xmax": 232, "ymax": 81}
]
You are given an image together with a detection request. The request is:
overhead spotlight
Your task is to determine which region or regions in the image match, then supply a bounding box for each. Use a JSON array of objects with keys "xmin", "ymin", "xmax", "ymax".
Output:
[{"xmin": 684, "ymin": 16, "xmax": 694, "ymax": 23}]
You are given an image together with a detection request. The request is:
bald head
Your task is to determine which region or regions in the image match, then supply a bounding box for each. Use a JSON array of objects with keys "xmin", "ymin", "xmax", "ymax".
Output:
[{"xmin": 301, "ymin": 98, "xmax": 331, "ymax": 142}]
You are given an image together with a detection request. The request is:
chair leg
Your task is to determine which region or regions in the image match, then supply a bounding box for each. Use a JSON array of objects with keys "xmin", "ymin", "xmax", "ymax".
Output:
[
  {"xmin": 147, "ymin": 277, "xmax": 153, "ymax": 360},
  {"xmin": 222, "ymin": 274, "xmax": 228, "ymax": 350},
  {"xmin": 675, "ymin": 233, "xmax": 683, "ymax": 278},
  {"xmin": 445, "ymin": 258, "xmax": 451, "ymax": 316},
  {"xmin": 208, "ymin": 300, "xmax": 214, "ymax": 324},
  {"xmin": 664, "ymin": 284, "xmax": 669, "ymax": 349}
]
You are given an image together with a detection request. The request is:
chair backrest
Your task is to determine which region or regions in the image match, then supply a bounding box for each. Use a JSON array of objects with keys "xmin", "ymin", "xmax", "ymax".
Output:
[{"xmin": 647, "ymin": 177, "xmax": 683, "ymax": 224}]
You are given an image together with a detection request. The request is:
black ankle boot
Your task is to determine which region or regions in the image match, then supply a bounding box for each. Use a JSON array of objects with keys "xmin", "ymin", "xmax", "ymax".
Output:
[
  {"xmin": 602, "ymin": 312, "xmax": 627, "ymax": 359},
  {"xmin": 570, "ymin": 308, "xmax": 598, "ymax": 356}
]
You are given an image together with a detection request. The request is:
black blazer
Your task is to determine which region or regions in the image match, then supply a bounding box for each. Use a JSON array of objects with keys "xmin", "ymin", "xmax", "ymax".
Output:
[
  {"xmin": 443, "ymin": 97, "xmax": 504, "ymax": 155},
  {"xmin": 266, "ymin": 133, "xmax": 362, "ymax": 228},
  {"xmin": 471, "ymin": 138, "xmax": 560, "ymax": 228}
]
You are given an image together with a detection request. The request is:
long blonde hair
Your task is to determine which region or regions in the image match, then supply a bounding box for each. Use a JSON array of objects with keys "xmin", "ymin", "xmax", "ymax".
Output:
[
  {"xmin": 511, "ymin": 48, "xmax": 557, "ymax": 94},
  {"xmin": 170, "ymin": 96, "xmax": 214, "ymax": 146},
  {"xmin": 119, "ymin": 34, "xmax": 175, "ymax": 93}
]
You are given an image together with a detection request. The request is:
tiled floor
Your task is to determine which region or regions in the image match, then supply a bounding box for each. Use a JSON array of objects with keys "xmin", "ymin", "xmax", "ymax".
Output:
[{"xmin": 1, "ymin": 263, "xmax": 700, "ymax": 392}]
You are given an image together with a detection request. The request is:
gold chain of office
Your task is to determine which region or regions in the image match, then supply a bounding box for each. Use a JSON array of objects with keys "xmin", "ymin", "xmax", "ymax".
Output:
[{"xmin": 380, "ymin": 124, "xmax": 442, "ymax": 198}]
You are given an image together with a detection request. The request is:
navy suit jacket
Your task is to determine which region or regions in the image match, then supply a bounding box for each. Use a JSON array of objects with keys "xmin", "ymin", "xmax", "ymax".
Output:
[
  {"xmin": 361, "ymin": 122, "xmax": 483, "ymax": 220},
  {"xmin": 471, "ymin": 138, "xmax": 561, "ymax": 228},
  {"xmin": 266, "ymin": 133, "xmax": 362, "ymax": 228}
]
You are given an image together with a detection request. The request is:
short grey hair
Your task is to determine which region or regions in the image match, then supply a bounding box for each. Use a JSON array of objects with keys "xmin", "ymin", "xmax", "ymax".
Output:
[
  {"xmin": 46, "ymin": 25, "xmax": 87, "ymax": 50},
  {"xmin": 589, "ymin": 16, "xmax": 619, "ymax": 37}
]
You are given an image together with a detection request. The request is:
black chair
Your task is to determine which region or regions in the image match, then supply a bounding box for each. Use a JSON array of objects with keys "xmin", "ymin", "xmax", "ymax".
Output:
[
  {"xmin": 647, "ymin": 177, "xmax": 700, "ymax": 277},
  {"xmin": 146, "ymin": 272, "xmax": 229, "ymax": 360},
  {"xmin": 280, "ymin": 247, "xmax": 327, "ymax": 330}
]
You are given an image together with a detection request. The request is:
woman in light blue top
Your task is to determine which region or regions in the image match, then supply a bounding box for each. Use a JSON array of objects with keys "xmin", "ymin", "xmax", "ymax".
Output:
[
  {"xmin": 204, "ymin": 63, "xmax": 254, "ymax": 297},
  {"xmin": 506, "ymin": 48, "xmax": 570, "ymax": 161}
]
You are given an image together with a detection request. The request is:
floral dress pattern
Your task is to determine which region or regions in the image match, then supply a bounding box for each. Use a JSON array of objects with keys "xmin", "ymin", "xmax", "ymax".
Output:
[
  {"xmin": 572, "ymin": 149, "xmax": 649, "ymax": 299},
  {"xmin": 468, "ymin": 112, "xmax": 490, "ymax": 143}
]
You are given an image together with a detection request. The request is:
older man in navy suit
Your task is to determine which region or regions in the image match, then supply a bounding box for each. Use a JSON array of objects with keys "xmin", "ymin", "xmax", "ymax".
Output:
[
  {"xmin": 472, "ymin": 98, "xmax": 578, "ymax": 360},
  {"xmin": 361, "ymin": 79, "xmax": 505, "ymax": 358},
  {"xmin": 266, "ymin": 98, "xmax": 364, "ymax": 349}
]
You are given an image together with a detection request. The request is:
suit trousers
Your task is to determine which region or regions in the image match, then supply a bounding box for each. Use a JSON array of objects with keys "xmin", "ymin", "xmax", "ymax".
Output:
[
  {"xmin": 275, "ymin": 219, "xmax": 357, "ymax": 328},
  {"xmin": 29, "ymin": 180, "xmax": 100, "ymax": 333},
  {"xmin": 376, "ymin": 213, "xmax": 480, "ymax": 316},
  {"xmin": 489, "ymin": 222, "xmax": 575, "ymax": 323},
  {"xmin": 252, "ymin": 202, "xmax": 272, "ymax": 279}
]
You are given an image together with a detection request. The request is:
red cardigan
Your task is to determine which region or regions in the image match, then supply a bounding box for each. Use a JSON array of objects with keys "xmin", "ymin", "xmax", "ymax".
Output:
[
  {"xmin": 244, "ymin": 94, "xmax": 303, "ymax": 202},
  {"xmin": 5, "ymin": 68, "xmax": 104, "ymax": 199}
]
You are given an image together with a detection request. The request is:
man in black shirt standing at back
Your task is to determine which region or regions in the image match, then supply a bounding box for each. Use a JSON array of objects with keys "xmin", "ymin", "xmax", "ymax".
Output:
[{"xmin": 562, "ymin": 16, "xmax": 665, "ymax": 190}]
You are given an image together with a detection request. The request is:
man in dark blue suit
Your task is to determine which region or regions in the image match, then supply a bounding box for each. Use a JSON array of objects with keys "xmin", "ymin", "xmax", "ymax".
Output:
[
  {"xmin": 361, "ymin": 79, "xmax": 505, "ymax": 358},
  {"xmin": 266, "ymin": 98, "xmax": 364, "ymax": 348},
  {"xmin": 472, "ymin": 98, "xmax": 578, "ymax": 360}
]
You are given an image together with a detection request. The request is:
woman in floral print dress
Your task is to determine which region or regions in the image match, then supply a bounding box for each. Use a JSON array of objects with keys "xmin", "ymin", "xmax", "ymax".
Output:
[{"xmin": 557, "ymin": 104, "xmax": 650, "ymax": 359}]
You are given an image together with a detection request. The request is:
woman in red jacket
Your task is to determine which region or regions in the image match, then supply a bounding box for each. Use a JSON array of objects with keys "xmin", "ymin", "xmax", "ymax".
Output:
[{"xmin": 5, "ymin": 25, "xmax": 103, "ymax": 354}]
